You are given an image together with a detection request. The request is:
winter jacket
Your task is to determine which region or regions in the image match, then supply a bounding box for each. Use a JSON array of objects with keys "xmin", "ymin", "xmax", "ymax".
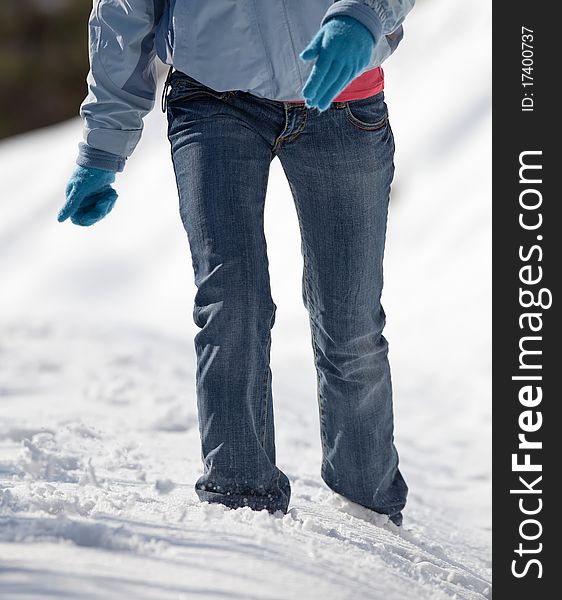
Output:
[{"xmin": 78, "ymin": 0, "xmax": 415, "ymax": 170}]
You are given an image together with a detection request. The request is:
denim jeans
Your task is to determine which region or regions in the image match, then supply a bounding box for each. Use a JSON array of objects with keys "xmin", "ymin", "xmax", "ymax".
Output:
[{"xmin": 165, "ymin": 70, "xmax": 408, "ymax": 526}]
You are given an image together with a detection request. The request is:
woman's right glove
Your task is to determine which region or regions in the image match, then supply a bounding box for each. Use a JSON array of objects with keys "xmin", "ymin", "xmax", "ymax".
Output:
[{"xmin": 58, "ymin": 165, "xmax": 118, "ymax": 227}]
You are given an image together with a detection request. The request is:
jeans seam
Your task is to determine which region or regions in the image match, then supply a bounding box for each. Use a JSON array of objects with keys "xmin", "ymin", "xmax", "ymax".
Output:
[
  {"xmin": 289, "ymin": 185, "xmax": 329, "ymax": 470},
  {"xmin": 257, "ymin": 163, "xmax": 274, "ymax": 451},
  {"xmin": 260, "ymin": 308, "xmax": 275, "ymax": 449},
  {"xmin": 307, "ymin": 305, "xmax": 329, "ymax": 476}
]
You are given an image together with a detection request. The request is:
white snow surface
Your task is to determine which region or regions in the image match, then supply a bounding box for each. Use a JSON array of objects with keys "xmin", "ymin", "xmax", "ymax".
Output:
[{"xmin": 0, "ymin": 1, "xmax": 491, "ymax": 598}]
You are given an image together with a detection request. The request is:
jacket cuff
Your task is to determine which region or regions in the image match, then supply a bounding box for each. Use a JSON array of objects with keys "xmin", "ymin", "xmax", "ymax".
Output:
[
  {"xmin": 76, "ymin": 142, "xmax": 126, "ymax": 173},
  {"xmin": 321, "ymin": 1, "xmax": 383, "ymax": 44}
]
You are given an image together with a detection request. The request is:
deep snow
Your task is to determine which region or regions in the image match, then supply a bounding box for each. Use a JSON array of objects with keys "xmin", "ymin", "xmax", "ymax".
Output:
[{"xmin": 0, "ymin": 0, "xmax": 491, "ymax": 598}]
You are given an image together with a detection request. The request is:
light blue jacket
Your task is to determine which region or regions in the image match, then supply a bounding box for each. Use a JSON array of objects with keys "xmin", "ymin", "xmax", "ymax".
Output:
[{"xmin": 78, "ymin": 0, "xmax": 415, "ymax": 171}]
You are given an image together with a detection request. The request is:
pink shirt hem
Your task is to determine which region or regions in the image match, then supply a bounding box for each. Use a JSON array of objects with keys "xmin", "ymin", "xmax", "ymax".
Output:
[{"xmin": 287, "ymin": 66, "xmax": 384, "ymax": 103}]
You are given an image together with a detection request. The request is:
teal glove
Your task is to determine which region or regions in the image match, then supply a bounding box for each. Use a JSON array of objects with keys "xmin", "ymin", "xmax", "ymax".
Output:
[
  {"xmin": 300, "ymin": 15, "xmax": 375, "ymax": 112},
  {"xmin": 58, "ymin": 166, "xmax": 118, "ymax": 227}
]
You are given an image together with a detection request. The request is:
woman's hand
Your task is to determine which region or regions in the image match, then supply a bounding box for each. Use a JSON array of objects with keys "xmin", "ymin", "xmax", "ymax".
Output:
[
  {"xmin": 299, "ymin": 15, "xmax": 375, "ymax": 112},
  {"xmin": 58, "ymin": 166, "xmax": 118, "ymax": 226}
]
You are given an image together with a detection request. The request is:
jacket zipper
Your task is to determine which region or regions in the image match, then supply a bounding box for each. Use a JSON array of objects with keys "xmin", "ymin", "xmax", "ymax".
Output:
[
  {"xmin": 249, "ymin": 0, "xmax": 276, "ymax": 96},
  {"xmin": 279, "ymin": 0, "xmax": 305, "ymax": 92}
]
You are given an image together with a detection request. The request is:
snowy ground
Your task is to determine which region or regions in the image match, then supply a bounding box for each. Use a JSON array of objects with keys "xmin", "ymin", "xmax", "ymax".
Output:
[{"xmin": 0, "ymin": 1, "xmax": 491, "ymax": 598}]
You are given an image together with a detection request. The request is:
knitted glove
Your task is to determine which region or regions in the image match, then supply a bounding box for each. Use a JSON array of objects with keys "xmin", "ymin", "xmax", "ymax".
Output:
[
  {"xmin": 58, "ymin": 166, "xmax": 118, "ymax": 227},
  {"xmin": 300, "ymin": 15, "xmax": 375, "ymax": 111}
]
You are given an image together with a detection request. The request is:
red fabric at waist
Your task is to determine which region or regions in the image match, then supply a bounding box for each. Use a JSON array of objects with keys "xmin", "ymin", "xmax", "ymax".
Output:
[{"xmin": 287, "ymin": 66, "xmax": 384, "ymax": 103}]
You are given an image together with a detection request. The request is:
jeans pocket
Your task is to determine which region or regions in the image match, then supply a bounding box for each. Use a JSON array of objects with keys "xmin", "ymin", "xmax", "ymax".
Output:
[
  {"xmin": 344, "ymin": 91, "xmax": 389, "ymax": 131},
  {"xmin": 164, "ymin": 71, "xmax": 230, "ymax": 109}
]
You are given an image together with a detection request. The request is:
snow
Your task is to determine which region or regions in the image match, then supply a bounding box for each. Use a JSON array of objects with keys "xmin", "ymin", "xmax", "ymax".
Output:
[{"xmin": 0, "ymin": 0, "xmax": 491, "ymax": 597}]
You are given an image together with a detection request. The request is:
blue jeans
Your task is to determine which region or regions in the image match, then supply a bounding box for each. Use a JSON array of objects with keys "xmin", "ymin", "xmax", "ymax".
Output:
[{"xmin": 165, "ymin": 70, "xmax": 408, "ymax": 526}]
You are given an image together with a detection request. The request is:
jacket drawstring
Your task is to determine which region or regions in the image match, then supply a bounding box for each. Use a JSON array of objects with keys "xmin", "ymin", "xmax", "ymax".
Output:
[{"xmin": 161, "ymin": 65, "xmax": 174, "ymax": 113}]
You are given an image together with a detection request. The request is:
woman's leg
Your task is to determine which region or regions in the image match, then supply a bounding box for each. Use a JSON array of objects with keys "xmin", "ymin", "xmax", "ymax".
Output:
[
  {"xmin": 166, "ymin": 84, "xmax": 290, "ymax": 512},
  {"xmin": 276, "ymin": 93, "xmax": 408, "ymax": 525}
]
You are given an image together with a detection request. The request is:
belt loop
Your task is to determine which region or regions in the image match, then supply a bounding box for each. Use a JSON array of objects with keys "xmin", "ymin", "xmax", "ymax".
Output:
[{"xmin": 161, "ymin": 65, "xmax": 174, "ymax": 113}]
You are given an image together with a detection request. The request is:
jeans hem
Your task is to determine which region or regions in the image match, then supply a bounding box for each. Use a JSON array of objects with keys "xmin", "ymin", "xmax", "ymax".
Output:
[
  {"xmin": 196, "ymin": 488, "xmax": 290, "ymax": 514},
  {"xmin": 323, "ymin": 479, "xmax": 407, "ymax": 526}
]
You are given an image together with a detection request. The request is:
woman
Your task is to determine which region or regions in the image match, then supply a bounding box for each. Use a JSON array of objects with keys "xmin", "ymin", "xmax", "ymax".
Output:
[{"xmin": 58, "ymin": 0, "xmax": 415, "ymax": 527}]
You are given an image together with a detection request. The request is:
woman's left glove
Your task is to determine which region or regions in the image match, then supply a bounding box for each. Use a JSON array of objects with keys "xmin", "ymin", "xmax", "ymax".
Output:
[
  {"xmin": 300, "ymin": 15, "xmax": 375, "ymax": 112},
  {"xmin": 58, "ymin": 166, "xmax": 118, "ymax": 227}
]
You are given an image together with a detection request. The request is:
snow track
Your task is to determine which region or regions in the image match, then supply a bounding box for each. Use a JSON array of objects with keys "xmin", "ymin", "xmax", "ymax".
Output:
[{"xmin": 0, "ymin": 319, "xmax": 490, "ymax": 598}]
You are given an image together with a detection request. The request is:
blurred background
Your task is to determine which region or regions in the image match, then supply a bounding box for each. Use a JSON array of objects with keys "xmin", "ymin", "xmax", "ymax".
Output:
[
  {"xmin": 0, "ymin": 0, "xmax": 91, "ymax": 139},
  {"xmin": 0, "ymin": 1, "xmax": 492, "ymax": 598}
]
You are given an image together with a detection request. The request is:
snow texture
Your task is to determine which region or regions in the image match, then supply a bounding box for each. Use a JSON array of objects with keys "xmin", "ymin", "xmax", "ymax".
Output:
[{"xmin": 0, "ymin": 1, "xmax": 491, "ymax": 597}]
